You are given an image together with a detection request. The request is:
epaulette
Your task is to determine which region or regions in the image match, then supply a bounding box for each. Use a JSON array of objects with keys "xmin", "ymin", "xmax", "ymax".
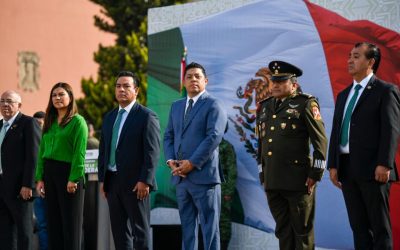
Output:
[
  {"xmin": 258, "ymin": 96, "xmax": 273, "ymax": 104},
  {"xmin": 297, "ymin": 92, "xmax": 314, "ymax": 99}
]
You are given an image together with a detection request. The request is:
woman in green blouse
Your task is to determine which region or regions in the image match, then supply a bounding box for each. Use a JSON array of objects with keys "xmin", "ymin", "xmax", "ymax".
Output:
[{"xmin": 35, "ymin": 82, "xmax": 87, "ymax": 250}]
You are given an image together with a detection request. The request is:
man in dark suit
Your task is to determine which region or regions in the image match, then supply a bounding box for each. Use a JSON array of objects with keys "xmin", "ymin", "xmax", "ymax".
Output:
[
  {"xmin": 0, "ymin": 90, "xmax": 41, "ymax": 250},
  {"xmin": 98, "ymin": 71, "xmax": 160, "ymax": 250},
  {"xmin": 328, "ymin": 42, "xmax": 400, "ymax": 250},
  {"xmin": 164, "ymin": 62, "xmax": 228, "ymax": 250},
  {"xmin": 257, "ymin": 61, "xmax": 327, "ymax": 250}
]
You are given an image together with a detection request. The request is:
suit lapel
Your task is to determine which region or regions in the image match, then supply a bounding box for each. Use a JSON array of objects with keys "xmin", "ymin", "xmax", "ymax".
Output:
[
  {"xmin": 352, "ymin": 75, "xmax": 376, "ymax": 114},
  {"xmin": 105, "ymin": 109, "xmax": 118, "ymax": 151},
  {"xmin": 182, "ymin": 92, "xmax": 209, "ymax": 133},
  {"xmin": 337, "ymin": 85, "xmax": 352, "ymax": 122},
  {"xmin": 3, "ymin": 113, "xmax": 22, "ymax": 142},
  {"xmin": 117, "ymin": 102, "xmax": 140, "ymax": 147}
]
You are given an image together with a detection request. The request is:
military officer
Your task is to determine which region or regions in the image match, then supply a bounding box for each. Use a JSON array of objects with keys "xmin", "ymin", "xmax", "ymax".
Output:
[{"xmin": 256, "ymin": 61, "xmax": 328, "ymax": 250}]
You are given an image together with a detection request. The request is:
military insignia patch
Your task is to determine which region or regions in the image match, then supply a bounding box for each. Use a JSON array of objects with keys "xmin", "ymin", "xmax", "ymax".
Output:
[
  {"xmin": 311, "ymin": 101, "xmax": 321, "ymax": 120},
  {"xmin": 289, "ymin": 104, "xmax": 299, "ymax": 108},
  {"xmin": 281, "ymin": 123, "xmax": 286, "ymax": 129},
  {"xmin": 292, "ymin": 124, "xmax": 296, "ymax": 129}
]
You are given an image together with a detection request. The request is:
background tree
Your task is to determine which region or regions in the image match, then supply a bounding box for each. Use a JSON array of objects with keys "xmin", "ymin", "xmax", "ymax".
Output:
[{"xmin": 78, "ymin": 0, "xmax": 188, "ymax": 129}]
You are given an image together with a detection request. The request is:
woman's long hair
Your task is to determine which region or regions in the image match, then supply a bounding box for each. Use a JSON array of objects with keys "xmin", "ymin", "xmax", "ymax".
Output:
[{"xmin": 43, "ymin": 82, "xmax": 78, "ymax": 133}]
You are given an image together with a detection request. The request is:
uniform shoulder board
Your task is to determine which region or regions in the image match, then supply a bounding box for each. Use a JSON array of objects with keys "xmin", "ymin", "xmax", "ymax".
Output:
[
  {"xmin": 258, "ymin": 96, "xmax": 273, "ymax": 104},
  {"xmin": 297, "ymin": 92, "xmax": 314, "ymax": 99}
]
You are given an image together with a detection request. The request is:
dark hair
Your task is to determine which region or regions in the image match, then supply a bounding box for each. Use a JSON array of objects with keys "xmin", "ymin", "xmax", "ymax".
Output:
[
  {"xmin": 116, "ymin": 71, "xmax": 140, "ymax": 88},
  {"xmin": 355, "ymin": 42, "xmax": 381, "ymax": 73},
  {"xmin": 43, "ymin": 82, "xmax": 78, "ymax": 133},
  {"xmin": 33, "ymin": 111, "xmax": 45, "ymax": 119},
  {"xmin": 184, "ymin": 62, "xmax": 207, "ymax": 78}
]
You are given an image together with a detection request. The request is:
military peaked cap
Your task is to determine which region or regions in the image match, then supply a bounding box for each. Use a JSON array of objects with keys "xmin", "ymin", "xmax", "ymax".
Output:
[{"xmin": 268, "ymin": 60, "xmax": 303, "ymax": 81}]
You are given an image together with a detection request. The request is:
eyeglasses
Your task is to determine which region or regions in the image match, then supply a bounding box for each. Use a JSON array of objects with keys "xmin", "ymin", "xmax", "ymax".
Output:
[{"xmin": 0, "ymin": 99, "xmax": 19, "ymax": 105}]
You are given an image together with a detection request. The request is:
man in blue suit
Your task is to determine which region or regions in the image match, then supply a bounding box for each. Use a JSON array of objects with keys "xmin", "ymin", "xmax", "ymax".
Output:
[
  {"xmin": 98, "ymin": 71, "xmax": 160, "ymax": 250},
  {"xmin": 164, "ymin": 62, "xmax": 228, "ymax": 250}
]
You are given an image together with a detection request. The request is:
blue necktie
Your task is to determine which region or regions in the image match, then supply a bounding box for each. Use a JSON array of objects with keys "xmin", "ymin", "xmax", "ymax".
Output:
[
  {"xmin": 184, "ymin": 99, "xmax": 193, "ymax": 127},
  {"xmin": 109, "ymin": 109, "xmax": 125, "ymax": 167},
  {"xmin": 0, "ymin": 121, "xmax": 10, "ymax": 175},
  {"xmin": 340, "ymin": 84, "xmax": 362, "ymax": 146},
  {"xmin": 177, "ymin": 99, "xmax": 193, "ymax": 160}
]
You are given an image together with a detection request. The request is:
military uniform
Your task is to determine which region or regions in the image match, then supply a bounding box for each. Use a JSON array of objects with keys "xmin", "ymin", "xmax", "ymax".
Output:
[{"xmin": 256, "ymin": 61, "xmax": 328, "ymax": 250}]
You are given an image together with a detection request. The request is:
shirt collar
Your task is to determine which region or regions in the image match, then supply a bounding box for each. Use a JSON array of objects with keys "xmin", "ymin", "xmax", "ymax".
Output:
[
  {"xmin": 119, "ymin": 100, "xmax": 135, "ymax": 114},
  {"xmin": 187, "ymin": 90, "xmax": 206, "ymax": 106},
  {"xmin": 353, "ymin": 72, "xmax": 373, "ymax": 89},
  {"xmin": 3, "ymin": 111, "xmax": 20, "ymax": 126}
]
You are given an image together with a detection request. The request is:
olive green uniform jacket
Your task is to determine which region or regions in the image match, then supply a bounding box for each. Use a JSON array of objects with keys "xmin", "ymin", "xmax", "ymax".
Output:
[{"xmin": 257, "ymin": 93, "xmax": 328, "ymax": 191}]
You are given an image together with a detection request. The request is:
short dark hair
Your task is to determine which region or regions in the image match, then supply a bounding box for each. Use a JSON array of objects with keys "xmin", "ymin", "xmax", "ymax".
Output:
[
  {"xmin": 33, "ymin": 111, "xmax": 45, "ymax": 119},
  {"xmin": 355, "ymin": 42, "xmax": 381, "ymax": 73},
  {"xmin": 116, "ymin": 71, "xmax": 140, "ymax": 88},
  {"xmin": 184, "ymin": 62, "xmax": 207, "ymax": 78}
]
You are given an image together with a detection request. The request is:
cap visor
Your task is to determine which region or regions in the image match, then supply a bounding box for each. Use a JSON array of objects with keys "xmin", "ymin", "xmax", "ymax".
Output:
[{"xmin": 271, "ymin": 75, "xmax": 291, "ymax": 81}]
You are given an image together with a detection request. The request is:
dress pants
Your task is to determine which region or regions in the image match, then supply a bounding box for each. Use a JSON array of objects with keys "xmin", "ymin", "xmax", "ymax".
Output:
[
  {"xmin": 176, "ymin": 178, "xmax": 221, "ymax": 250},
  {"xmin": 106, "ymin": 171, "xmax": 150, "ymax": 250},
  {"xmin": 340, "ymin": 154, "xmax": 393, "ymax": 250},
  {"xmin": 44, "ymin": 159, "xmax": 84, "ymax": 250},
  {"xmin": 266, "ymin": 189, "xmax": 315, "ymax": 250},
  {"xmin": 0, "ymin": 175, "xmax": 33, "ymax": 250}
]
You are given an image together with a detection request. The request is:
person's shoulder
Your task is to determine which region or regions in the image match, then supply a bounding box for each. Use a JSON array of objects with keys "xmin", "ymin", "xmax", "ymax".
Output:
[
  {"xmin": 137, "ymin": 103, "xmax": 158, "ymax": 117},
  {"xmin": 374, "ymin": 77, "xmax": 399, "ymax": 91},
  {"xmin": 71, "ymin": 114, "xmax": 88, "ymax": 127},
  {"xmin": 291, "ymin": 92, "xmax": 315, "ymax": 104},
  {"xmin": 205, "ymin": 93, "xmax": 220, "ymax": 104},
  {"xmin": 259, "ymin": 96, "xmax": 274, "ymax": 105},
  {"xmin": 19, "ymin": 113, "xmax": 33, "ymax": 121},
  {"xmin": 103, "ymin": 108, "xmax": 118, "ymax": 119},
  {"xmin": 171, "ymin": 98, "xmax": 186, "ymax": 107},
  {"xmin": 72, "ymin": 114, "xmax": 85, "ymax": 122},
  {"xmin": 294, "ymin": 92, "xmax": 314, "ymax": 100},
  {"xmin": 292, "ymin": 93, "xmax": 320, "ymax": 109}
]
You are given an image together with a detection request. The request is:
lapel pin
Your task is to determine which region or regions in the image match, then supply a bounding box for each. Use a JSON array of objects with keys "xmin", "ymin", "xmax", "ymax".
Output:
[{"xmin": 367, "ymin": 86, "xmax": 372, "ymax": 89}]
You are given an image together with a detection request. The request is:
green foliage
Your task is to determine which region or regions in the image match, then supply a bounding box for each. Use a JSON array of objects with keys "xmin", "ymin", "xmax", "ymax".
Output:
[{"xmin": 78, "ymin": 0, "xmax": 187, "ymax": 129}]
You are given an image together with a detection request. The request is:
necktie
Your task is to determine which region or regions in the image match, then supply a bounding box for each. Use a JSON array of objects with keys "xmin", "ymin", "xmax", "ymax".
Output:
[
  {"xmin": 0, "ymin": 121, "xmax": 10, "ymax": 175},
  {"xmin": 109, "ymin": 109, "xmax": 125, "ymax": 167},
  {"xmin": 340, "ymin": 84, "xmax": 362, "ymax": 146},
  {"xmin": 184, "ymin": 99, "xmax": 193, "ymax": 126},
  {"xmin": 178, "ymin": 99, "xmax": 194, "ymax": 160},
  {"xmin": 275, "ymin": 99, "xmax": 282, "ymax": 111}
]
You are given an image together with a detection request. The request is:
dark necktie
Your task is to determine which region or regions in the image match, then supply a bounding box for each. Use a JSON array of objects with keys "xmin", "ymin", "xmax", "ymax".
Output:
[
  {"xmin": 184, "ymin": 99, "xmax": 193, "ymax": 126},
  {"xmin": 109, "ymin": 109, "xmax": 125, "ymax": 167},
  {"xmin": 340, "ymin": 84, "xmax": 362, "ymax": 146},
  {"xmin": 275, "ymin": 99, "xmax": 282, "ymax": 111}
]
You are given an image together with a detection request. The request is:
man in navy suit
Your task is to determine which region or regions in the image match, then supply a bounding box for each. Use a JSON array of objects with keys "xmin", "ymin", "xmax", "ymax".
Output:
[
  {"xmin": 0, "ymin": 90, "xmax": 41, "ymax": 250},
  {"xmin": 98, "ymin": 71, "xmax": 160, "ymax": 250},
  {"xmin": 328, "ymin": 42, "xmax": 400, "ymax": 250},
  {"xmin": 164, "ymin": 62, "xmax": 228, "ymax": 250}
]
